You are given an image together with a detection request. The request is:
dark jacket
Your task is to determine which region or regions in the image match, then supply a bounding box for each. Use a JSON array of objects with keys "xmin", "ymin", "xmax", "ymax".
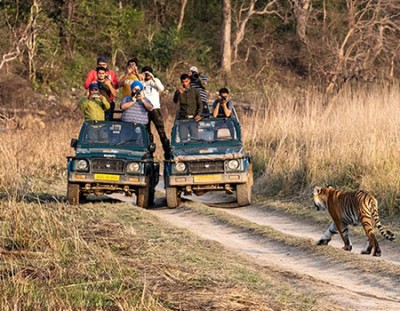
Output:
[{"xmin": 173, "ymin": 87, "xmax": 202, "ymax": 119}]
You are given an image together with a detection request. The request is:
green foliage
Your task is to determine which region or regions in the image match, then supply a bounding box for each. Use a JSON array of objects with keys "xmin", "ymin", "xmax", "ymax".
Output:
[{"xmin": 140, "ymin": 27, "xmax": 180, "ymax": 69}]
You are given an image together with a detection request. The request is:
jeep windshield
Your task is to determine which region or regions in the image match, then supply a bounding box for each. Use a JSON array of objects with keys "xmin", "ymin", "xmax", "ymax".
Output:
[
  {"xmin": 173, "ymin": 118, "xmax": 238, "ymax": 144},
  {"xmin": 78, "ymin": 121, "xmax": 146, "ymax": 148}
]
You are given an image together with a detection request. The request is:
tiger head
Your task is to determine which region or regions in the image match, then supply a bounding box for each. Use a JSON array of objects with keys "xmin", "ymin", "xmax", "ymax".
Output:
[{"xmin": 313, "ymin": 186, "xmax": 332, "ymax": 211}]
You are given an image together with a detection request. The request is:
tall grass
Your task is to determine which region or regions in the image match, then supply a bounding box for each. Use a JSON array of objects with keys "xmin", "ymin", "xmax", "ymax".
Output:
[
  {"xmin": 0, "ymin": 119, "xmax": 80, "ymax": 201},
  {"xmin": 240, "ymin": 83, "xmax": 400, "ymax": 214}
]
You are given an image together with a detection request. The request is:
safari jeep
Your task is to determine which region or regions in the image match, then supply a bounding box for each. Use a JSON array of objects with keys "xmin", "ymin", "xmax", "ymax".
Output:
[
  {"xmin": 67, "ymin": 121, "xmax": 159, "ymax": 208},
  {"xmin": 164, "ymin": 117, "xmax": 253, "ymax": 208}
]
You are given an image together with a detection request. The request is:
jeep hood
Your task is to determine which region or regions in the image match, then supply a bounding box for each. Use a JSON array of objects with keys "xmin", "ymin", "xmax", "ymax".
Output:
[
  {"xmin": 172, "ymin": 145, "xmax": 248, "ymax": 161},
  {"xmin": 76, "ymin": 147, "xmax": 147, "ymax": 160}
]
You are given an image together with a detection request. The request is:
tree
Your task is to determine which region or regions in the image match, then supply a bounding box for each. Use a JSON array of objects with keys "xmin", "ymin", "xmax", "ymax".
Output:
[
  {"xmin": 291, "ymin": 0, "xmax": 311, "ymax": 44},
  {"xmin": 177, "ymin": 0, "xmax": 188, "ymax": 32},
  {"xmin": 221, "ymin": 0, "xmax": 232, "ymax": 76},
  {"xmin": 0, "ymin": 0, "xmax": 42, "ymax": 77}
]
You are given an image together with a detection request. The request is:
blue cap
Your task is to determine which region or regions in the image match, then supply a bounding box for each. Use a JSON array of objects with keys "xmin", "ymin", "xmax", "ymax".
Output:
[
  {"xmin": 130, "ymin": 80, "xmax": 143, "ymax": 91},
  {"xmin": 97, "ymin": 56, "xmax": 107, "ymax": 64},
  {"xmin": 89, "ymin": 82, "xmax": 98, "ymax": 90}
]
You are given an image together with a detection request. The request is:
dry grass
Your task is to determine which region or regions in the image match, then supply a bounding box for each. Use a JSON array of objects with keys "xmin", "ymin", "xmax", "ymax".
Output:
[
  {"xmin": 0, "ymin": 198, "xmax": 319, "ymax": 310},
  {"xmin": 239, "ymin": 83, "xmax": 400, "ymax": 215}
]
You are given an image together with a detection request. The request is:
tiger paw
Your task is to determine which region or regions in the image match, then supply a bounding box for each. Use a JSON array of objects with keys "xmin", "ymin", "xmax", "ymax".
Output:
[
  {"xmin": 316, "ymin": 239, "xmax": 330, "ymax": 245},
  {"xmin": 343, "ymin": 245, "xmax": 352, "ymax": 251}
]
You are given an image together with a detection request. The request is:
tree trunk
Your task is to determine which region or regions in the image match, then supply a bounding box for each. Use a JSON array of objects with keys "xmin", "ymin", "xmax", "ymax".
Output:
[
  {"xmin": 221, "ymin": 0, "xmax": 232, "ymax": 77},
  {"xmin": 177, "ymin": 0, "xmax": 188, "ymax": 32},
  {"xmin": 292, "ymin": 0, "xmax": 311, "ymax": 44}
]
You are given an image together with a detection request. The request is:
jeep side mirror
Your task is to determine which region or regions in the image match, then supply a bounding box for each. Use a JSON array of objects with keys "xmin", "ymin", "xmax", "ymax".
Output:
[
  {"xmin": 70, "ymin": 138, "xmax": 78, "ymax": 149},
  {"xmin": 148, "ymin": 143, "xmax": 156, "ymax": 153}
]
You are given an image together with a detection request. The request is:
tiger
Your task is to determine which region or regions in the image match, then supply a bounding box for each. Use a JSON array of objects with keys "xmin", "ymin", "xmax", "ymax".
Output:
[{"xmin": 313, "ymin": 186, "xmax": 395, "ymax": 257}]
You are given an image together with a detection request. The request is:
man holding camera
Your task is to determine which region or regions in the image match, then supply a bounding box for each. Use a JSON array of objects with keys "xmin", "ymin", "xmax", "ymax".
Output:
[
  {"xmin": 141, "ymin": 66, "xmax": 171, "ymax": 159},
  {"xmin": 120, "ymin": 81, "xmax": 153, "ymax": 125},
  {"xmin": 188, "ymin": 66, "xmax": 209, "ymax": 116},
  {"xmin": 79, "ymin": 82, "xmax": 110, "ymax": 121},
  {"xmin": 118, "ymin": 58, "xmax": 140, "ymax": 98},
  {"xmin": 173, "ymin": 73, "xmax": 203, "ymax": 141},
  {"xmin": 173, "ymin": 73, "xmax": 202, "ymax": 120},
  {"xmin": 84, "ymin": 56, "xmax": 118, "ymax": 92},
  {"xmin": 212, "ymin": 87, "xmax": 233, "ymax": 118},
  {"xmin": 96, "ymin": 66, "xmax": 116, "ymax": 120}
]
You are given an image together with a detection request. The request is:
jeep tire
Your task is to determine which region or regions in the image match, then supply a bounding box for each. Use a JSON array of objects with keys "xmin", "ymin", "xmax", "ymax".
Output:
[
  {"xmin": 67, "ymin": 182, "xmax": 80, "ymax": 205},
  {"xmin": 166, "ymin": 186, "xmax": 180, "ymax": 208},
  {"xmin": 137, "ymin": 185, "xmax": 151, "ymax": 208},
  {"xmin": 236, "ymin": 181, "xmax": 251, "ymax": 206}
]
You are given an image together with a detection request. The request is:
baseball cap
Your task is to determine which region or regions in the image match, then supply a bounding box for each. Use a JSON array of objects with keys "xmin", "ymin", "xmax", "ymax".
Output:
[
  {"xmin": 89, "ymin": 82, "xmax": 99, "ymax": 90},
  {"xmin": 189, "ymin": 66, "xmax": 198, "ymax": 72},
  {"xmin": 97, "ymin": 56, "xmax": 107, "ymax": 64},
  {"xmin": 130, "ymin": 80, "xmax": 143, "ymax": 91}
]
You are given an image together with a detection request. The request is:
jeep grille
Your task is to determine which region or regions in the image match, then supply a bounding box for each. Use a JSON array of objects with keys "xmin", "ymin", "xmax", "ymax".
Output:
[
  {"xmin": 189, "ymin": 161, "xmax": 224, "ymax": 174},
  {"xmin": 91, "ymin": 159, "xmax": 125, "ymax": 173}
]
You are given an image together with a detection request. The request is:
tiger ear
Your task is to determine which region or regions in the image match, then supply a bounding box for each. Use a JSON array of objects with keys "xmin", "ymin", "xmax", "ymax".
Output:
[{"xmin": 313, "ymin": 186, "xmax": 322, "ymax": 195}]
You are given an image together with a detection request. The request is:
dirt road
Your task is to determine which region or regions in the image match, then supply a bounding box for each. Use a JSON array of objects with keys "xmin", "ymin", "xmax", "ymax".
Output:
[{"xmin": 112, "ymin": 189, "xmax": 400, "ymax": 311}]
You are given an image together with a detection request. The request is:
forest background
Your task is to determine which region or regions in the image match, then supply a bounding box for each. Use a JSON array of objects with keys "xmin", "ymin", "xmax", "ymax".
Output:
[{"xmin": 1, "ymin": 0, "xmax": 400, "ymax": 216}]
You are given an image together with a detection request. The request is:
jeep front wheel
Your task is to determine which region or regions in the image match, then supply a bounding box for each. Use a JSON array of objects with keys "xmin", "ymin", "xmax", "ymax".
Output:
[
  {"xmin": 67, "ymin": 183, "xmax": 80, "ymax": 205},
  {"xmin": 137, "ymin": 186, "xmax": 150, "ymax": 208},
  {"xmin": 236, "ymin": 182, "xmax": 251, "ymax": 207},
  {"xmin": 166, "ymin": 187, "xmax": 180, "ymax": 208}
]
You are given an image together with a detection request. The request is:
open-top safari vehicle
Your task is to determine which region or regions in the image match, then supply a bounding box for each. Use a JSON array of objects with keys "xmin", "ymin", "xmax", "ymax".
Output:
[
  {"xmin": 164, "ymin": 117, "xmax": 253, "ymax": 208},
  {"xmin": 67, "ymin": 121, "xmax": 159, "ymax": 207}
]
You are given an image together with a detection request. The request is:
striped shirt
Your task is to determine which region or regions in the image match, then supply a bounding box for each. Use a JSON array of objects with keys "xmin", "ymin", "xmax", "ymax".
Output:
[
  {"xmin": 190, "ymin": 73, "xmax": 208, "ymax": 104},
  {"xmin": 121, "ymin": 95, "xmax": 153, "ymax": 124}
]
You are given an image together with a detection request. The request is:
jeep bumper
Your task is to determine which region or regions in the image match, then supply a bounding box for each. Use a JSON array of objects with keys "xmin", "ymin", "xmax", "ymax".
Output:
[{"xmin": 167, "ymin": 172, "xmax": 249, "ymax": 186}]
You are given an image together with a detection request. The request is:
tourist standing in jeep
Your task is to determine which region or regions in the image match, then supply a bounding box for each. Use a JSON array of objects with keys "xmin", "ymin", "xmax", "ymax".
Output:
[
  {"xmin": 79, "ymin": 82, "xmax": 110, "ymax": 121},
  {"xmin": 173, "ymin": 73, "xmax": 202, "ymax": 121},
  {"xmin": 84, "ymin": 56, "xmax": 118, "ymax": 120},
  {"xmin": 141, "ymin": 66, "xmax": 171, "ymax": 159},
  {"xmin": 121, "ymin": 81, "xmax": 153, "ymax": 126},
  {"xmin": 118, "ymin": 58, "xmax": 140, "ymax": 98},
  {"xmin": 188, "ymin": 65, "xmax": 209, "ymax": 116},
  {"xmin": 212, "ymin": 87, "xmax": 234, "ymax": 118},
  {"xmin": 173, "ymin": 73, "xmax": 203, "ymax": 140}
]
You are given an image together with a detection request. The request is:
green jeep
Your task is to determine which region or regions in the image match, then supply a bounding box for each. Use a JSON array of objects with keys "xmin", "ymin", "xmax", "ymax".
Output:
[
  {"xmin": 164, "ymin": 117, "xmax": 253, "ymax": 208},
  {"xmin": 67, "ymin": 121, "xmax": 159, "ymax": 207}
]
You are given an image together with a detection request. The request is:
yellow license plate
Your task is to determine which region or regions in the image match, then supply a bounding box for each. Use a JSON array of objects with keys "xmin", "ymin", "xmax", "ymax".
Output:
[
  {"xmin": 193, "ymin": 175, "xmax": 222, "ymax": 183},
  {"xmin": 94, "ymin": 174, "xmax": 120, "ymax": 181}
]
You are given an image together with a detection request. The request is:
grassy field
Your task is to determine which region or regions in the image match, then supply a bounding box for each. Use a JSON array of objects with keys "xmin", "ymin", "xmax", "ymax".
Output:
[
  {"xmin": 1, "ymin": 84, "xmax": 400, "ymax": 309},
  {"xmin": 240, "ymin": 84, "xmax": 400, "ymax": 216}
]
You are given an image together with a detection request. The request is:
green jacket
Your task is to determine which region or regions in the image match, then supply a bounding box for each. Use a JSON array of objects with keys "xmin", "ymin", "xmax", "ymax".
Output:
[
  {"xmin": 79, "ymin": 96, "xmax": 110, "ymax": 121},
  {"xmin": 173, "ymin": 87, "xmax": 202, "ymax": 119}
]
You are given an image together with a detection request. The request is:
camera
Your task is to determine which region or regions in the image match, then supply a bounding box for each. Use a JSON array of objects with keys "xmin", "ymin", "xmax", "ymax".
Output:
[
  {"xmin": 191, "ymin": 71, "xmax": 199, "ymax": 79},
  {"xmin": 132, "ymin": 90, "xmax": 140, "ymax": 98},
  {"xmin": 218, "ymin": 95, "xmax": 226, "ymax": 102}
]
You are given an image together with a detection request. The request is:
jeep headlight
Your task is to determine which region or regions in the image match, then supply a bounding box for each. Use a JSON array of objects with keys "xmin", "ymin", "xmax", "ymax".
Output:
[
  {"xmin": 226, "ymin": 159, "xmax": 240, "ymax": 171},
  {"xmin": 175, "ymin": 162, "xmax": 187, "ymax": 173},
  {"xmin": 126, "ymin": 162, "xmax": 141, "ymax": 173},
  {"xmin": 73, "ymin": 159, "xmax": 89, "ymax": 172}
]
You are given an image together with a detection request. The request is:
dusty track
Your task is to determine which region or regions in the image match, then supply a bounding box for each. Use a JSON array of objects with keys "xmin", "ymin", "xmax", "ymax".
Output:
[{"xmin": 112, "ymin": 189, "xmax": 400, "ymax": 311}]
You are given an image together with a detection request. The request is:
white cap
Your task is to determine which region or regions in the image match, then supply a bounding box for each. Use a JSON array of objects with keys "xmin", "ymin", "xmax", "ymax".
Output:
[{"xmin": 189, "ymin": 66, "xmax": 198, "ymax": 72}]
